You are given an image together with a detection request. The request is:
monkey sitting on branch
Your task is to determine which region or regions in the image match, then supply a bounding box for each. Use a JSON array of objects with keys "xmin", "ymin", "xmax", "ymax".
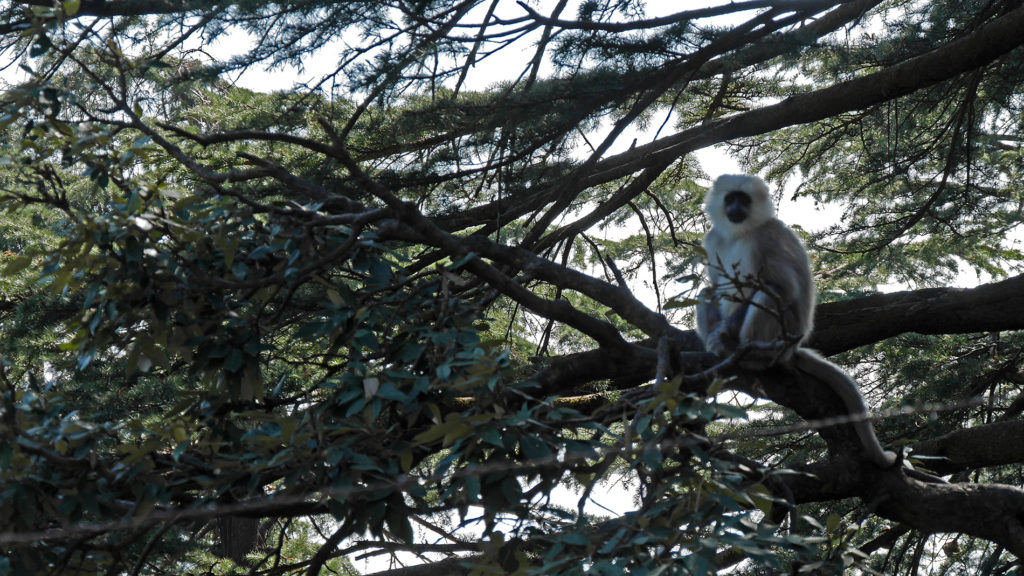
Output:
[{"xmin": 696, "ymin": 174, "xmax": 897, "ymax": 468}]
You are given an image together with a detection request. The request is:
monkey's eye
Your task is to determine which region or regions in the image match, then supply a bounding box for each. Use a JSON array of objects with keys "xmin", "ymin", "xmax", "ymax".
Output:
[{"xmin": 724, "ymin": 190, "xmax": 751, "ymax": 208}]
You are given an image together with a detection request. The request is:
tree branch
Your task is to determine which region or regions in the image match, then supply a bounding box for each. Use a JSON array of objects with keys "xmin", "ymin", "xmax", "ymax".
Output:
[
  {"xmin": 435, "ymin": 0, "xmax": 884, "ymax": 233},
  {"xmin": 440, "ymin": 2, "xmax": 1024, "ymax": 244},
  {"xmin": 911, "ymin": 420, "xmax": 1024, "ymax": 476},
  {"xmin": 581, "ymin": 3, "xmax": 1024, "ymax": 187},
  {"xmin": 515, "ymin": 0, "xmax": 841, "ymax": 32},
  {"xmin": 809, "ymin": 273, "xmax": 1024, "ymax": 354}
]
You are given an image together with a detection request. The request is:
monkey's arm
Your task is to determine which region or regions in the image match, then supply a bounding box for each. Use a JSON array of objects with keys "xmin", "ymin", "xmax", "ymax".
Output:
[
  {"xmin": 734, "ymin": 287, "xmax": 799, "ymax": 367},
  {"xmin": 696, "ymin": 259, "xmax": 740, "ymax": 356},
  {"xmin": 737, "ymin": 289, "xmax": 784, "ymax": 342},
  {"xmin": 695, "ymin": 287, "xmax": 722, "ymax": 338},
  {"xmin": 697, "ymin": 287, "xmax": 740, "ymax": 357},
  {"xmin": 697, "ymin": 234, "xmax": 725, "ymax": 339}
]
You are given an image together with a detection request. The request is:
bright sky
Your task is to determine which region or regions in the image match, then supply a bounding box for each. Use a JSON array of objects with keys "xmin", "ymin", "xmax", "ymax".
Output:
[{"xmin": 215, "ymin": 1, "xmax": 847, "ymax": 234}]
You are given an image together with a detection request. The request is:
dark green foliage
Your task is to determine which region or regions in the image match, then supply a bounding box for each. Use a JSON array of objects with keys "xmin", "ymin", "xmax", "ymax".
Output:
[{"xmin": 0, "ymin": 0, "xmax": 1022, "ymax": 574}]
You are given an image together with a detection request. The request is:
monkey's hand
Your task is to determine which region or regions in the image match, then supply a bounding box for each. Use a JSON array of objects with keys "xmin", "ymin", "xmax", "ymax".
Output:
[
  {"xmin": 704, "ymin": 327, "xmax": 738, "ymax": 358},
  {"xmin": 736, "ymin": 340, "xmax": 789, "ymax": 370}
]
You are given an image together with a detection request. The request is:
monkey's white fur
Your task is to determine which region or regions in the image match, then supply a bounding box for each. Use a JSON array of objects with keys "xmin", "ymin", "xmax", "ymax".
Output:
[{"xmin": 697, "ymin": 174, "xmax": 897, "ymax": 467}]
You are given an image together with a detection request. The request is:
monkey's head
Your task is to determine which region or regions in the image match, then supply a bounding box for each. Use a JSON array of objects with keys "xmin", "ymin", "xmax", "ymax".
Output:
[{"xmin": 704, "ymin": 174, "xmax": 775, "ymax": 232}]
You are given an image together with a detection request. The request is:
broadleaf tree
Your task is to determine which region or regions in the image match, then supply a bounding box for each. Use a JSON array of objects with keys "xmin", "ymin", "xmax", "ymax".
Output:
[{"xmin": 0, "ymin": 0, "xmax": 1023, "ymax": 574}]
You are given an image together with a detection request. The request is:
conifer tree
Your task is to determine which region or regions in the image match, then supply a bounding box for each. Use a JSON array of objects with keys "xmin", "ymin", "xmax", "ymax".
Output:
[{"xmin": 0, "ymin": 1, "xmax": 1023, "ymax": 574}]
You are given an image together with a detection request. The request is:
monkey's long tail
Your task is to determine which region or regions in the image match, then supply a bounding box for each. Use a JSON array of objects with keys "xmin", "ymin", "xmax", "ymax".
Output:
[{"xmin": 793, "ymin": 349, "xmax": 898, "ymax": 468}]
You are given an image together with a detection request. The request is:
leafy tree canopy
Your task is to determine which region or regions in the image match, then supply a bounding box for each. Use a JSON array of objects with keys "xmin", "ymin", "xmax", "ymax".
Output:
[{"xmin": 0, "ymin": 0, "xmax": 1023, "ymax": 574}]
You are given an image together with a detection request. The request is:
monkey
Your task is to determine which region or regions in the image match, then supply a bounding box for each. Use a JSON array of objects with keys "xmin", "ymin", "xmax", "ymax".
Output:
[{"xmin": 696, "ymin": 174, "xmax": 897, "ymax": 468}]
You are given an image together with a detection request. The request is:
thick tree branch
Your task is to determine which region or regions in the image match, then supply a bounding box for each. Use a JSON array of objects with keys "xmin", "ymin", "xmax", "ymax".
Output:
[
  {"xmin": 22, "ymin": 0, "xmax": 214, "ymax": 17},
  {"xmin": 873, "ymin": 476, "xmax": 1024, "ymax": 558},
  {"xmin": 750, "ymin": 453, "xmax": 1024, "ymax": 557},
  {"xmin": 726, "ymin": 365, "xmax": 1024, "ymax": 556},
  {"xmin": 581, "ymin": 3, "xmax": 1024, "ymax": 186},
  {"xmin": 911, "ymin": 420, "xmax": 1024, "ymax": 476},
  {"xmin": 521, "ymin": 271, "xmax": 1024, "ymax": 550},
  {"xmin": 516, "ymin": 0, "xmax": 841, "ymax": 32},
  {"xmin": 527, "ymin": 272, "xmax": 1024, "ymax": 396},
  {"xmin": 335, "ymin": 148, "xmax": 634, "ymax": 351},
  {"xmin": 434, "ymin": 0, "xmax": 883, "ymax": 232},
  {"xmin": 809, "ymin": 273, "xmax": 1024, "ymax": 354},
  {"xmin": 439, "ymin": 3, "xmax": 1024, "ymax": 243}
]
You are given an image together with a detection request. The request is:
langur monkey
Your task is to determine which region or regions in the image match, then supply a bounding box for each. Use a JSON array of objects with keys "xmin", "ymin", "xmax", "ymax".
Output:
[{"xmin": 697, "ymin": 174, "xmax": 897, "ymax": 467}]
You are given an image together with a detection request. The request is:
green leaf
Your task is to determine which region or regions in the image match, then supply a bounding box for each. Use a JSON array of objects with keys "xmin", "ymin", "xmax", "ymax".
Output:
[
  {"xmin": 748, "ymin": 484, "xmax": 773, "ymax": 516},
  {"xmin": 826, "ymin": 513, "xmax": 841, "ymax": 534},
  {"xmin": 399, "ymin": 448, "xmax": 413, "ymax": 473},
  {"xmin": 500, "ymin": 476, "xmax": 522, "ymax": 503},
  {"xmin": 478, "ymin": 426, "xmax": 502, "ymax": 448},
  {"xmin": 560, "ymin": 532, "xmax": 589, "ymax": 547},
  {"xmin": 413, "ymin": 419, "xmax": 470, "ymax": 446},
  {"xmin": 519, "ymin": 437, "xmax": 552, "ymax": 462},
  {"xmin": 664, "ymin": 297, "xmax": 698, "ymax": 310},
  {"xmin": 3, "ymin": 255, "xmax": 32, "ymax": 275},
  {"xmin": 386, "ymin": 502, "xmax": 414, "ymax": 543},
  {"xmin": 30, "ymin": 35, "xmax": 51, "ymax": 57}
]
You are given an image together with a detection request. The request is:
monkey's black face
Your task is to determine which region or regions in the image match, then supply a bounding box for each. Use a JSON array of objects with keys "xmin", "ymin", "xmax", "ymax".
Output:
[{"xmin": 723, "ymin": 190, "xmax": 751, "ymax": 223}]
